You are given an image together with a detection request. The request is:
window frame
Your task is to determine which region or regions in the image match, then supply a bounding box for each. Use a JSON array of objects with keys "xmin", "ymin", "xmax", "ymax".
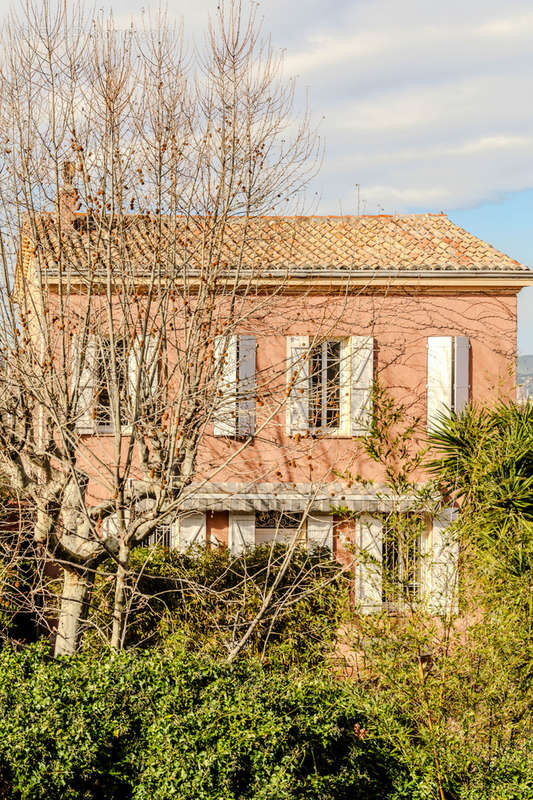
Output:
[
  {"xmin": 381, "ymin": 515, "xmax": 424, "ymax": 610},
  {"xmin": 254, "ymin": 510, "xmax": 306, "ymax": 546},
  {"xmin": 307, "ymin": 337, "xmax": 349, "ymax": 436},
  {"xmin": 93, "ymin": 337, "xmax": 128, "ymax": 434}
]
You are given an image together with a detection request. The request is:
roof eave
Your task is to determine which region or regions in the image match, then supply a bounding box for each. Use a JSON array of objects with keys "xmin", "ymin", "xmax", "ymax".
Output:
[{"xmin": 33, "ymin": 265, "xmax": 533, "ymax": 290}]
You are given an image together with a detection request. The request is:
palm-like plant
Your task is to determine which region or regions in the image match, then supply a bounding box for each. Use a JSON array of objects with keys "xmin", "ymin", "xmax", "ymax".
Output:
[{"xmin": 428, "ymin": 400, "xmax": 533, "ymax": 578}]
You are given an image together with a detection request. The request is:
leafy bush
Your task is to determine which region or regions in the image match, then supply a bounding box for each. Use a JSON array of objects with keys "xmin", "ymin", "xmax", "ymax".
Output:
[
  {"xmin": 335, "ymin": 397, "xmax": 533, "ymax": 800},
  {"xmin": 91, "ymin": 544, "xmax": 350, "ymax": 666},
  {"xmin": 0, "ymin": 642, "xmax": 400, "ymax": 800}
]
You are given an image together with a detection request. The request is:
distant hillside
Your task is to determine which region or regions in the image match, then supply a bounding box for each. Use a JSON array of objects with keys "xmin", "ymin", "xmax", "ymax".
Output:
[
  {"xmin": 517, "ymin": 355, "xmax": 533, "ymax": 400},
  {"xmin": 518, "ymin": 355, "xmax": 533, "ymax": 379}
]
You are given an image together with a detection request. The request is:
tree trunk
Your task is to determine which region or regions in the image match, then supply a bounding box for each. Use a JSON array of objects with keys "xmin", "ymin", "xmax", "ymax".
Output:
[
  {"xmin": 110, "ymin": 543, "xmax": 130, "ymax": 651},
  {"xmin": 54, "ymin": 567, "xmax": 94, "ymax": 656}
]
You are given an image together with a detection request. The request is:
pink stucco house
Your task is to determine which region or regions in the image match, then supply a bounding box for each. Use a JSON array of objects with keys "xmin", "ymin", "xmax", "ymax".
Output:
[{"xmin": 20, "ymin": 211, "xmax": 532, "ymax": 613}]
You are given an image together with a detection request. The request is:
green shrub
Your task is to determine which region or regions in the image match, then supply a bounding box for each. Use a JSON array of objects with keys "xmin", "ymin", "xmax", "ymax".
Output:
[
  {"xmin": 91, "ymin": 544, "xmax": 350, "ymax": 666},
  {"xmin": 0, "ymin": 642, "xmax": 400, "ymax": 800}
]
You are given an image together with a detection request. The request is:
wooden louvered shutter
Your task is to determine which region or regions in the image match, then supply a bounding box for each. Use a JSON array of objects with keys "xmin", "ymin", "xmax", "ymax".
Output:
[
  {"xmin": 72, "ymin": 334, "xmax": 96, "ymax": 434},
  {"xmin": 102, "ymin": 509, "xmax": 129, "ymax": 541},
  {"xmin": 229, "ymin": 512, "xmax": 255, "ymax": 555},
  {"xmin": 307, "ymin": 513, "xmax": 333, "ymax": 551},
  {"xmin": 286, "ymin": 336, "xmax": 309, "ymax": 436},
  {"xmin": 454, "ymin": 336, "xmax": 470, "ymax": 414},
  {"xmin": 358, "ymin": 514, "xmax": 382, "ymax": 613},
  {"xmin": 350, "ymin": 336, "xmax": 374, "ymax": 436},
  {"xmin": 237, "ymin": 335, "xmax": 256, "ymax": 437},
  {"xmin": 427, "ymin": 336, "xmax": 453, "ymax": 432},
  {"xmin": 430, "ymin": 508, "xmax": 459, "ymax": 616},
  {"xmin": 128, "ymin": 336, "xmax": 158, "ymax": 405},
  {"xmin": 179, "ymin": 512, "xmax": 206, "ymax": 552},
  {"xmin": 214, "ymin": 335, "xmax": 237, "ymax": 436}
]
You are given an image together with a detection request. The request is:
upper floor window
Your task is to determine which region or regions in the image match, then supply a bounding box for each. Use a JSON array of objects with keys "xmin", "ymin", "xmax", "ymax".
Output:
[
  {"xmin": 309, "ymin": 340, "xmax": 341, "ymax": 431},
  {"xmin": 94, "ymin": 339, "xmax": 127, "ymax": 431},
  {"xmin": 287, "ymin": 335, "xmax": 374, "ymax": 438},
  {"xmin": 213, "ymin": 334, "xmax": 256, "ymax": 438},
  {"xmin": 72, "ymin": 333, "xmax": 158, "ymax": 434},
  {"xmin": 427, "ymin": 336, "xmax": 470, "ymax": 431}
]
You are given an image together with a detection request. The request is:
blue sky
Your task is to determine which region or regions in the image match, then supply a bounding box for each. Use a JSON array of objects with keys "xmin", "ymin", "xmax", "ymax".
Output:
[
  {"xmin": 8, "ymin": 0, "xmax": 533, "ymax": 350},
  {"xmin": 450, "ymin": 194, "xmax": 533, "ymax": 355}
]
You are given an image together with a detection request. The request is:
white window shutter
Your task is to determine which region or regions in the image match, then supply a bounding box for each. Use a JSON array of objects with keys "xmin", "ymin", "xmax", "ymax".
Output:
[
  {"xmin": 358, "ymin": 514, "xmax": 382, "ymax": 613},
  {"xmin": 170, "ymin": 518, "xmax": 179, "ymax": 549},
  {"xmin": 430, "ymin": 508, "xmax": 459, "ymax": 616},
  {"xmin": 214, "ymin": 335, "xmax": 237, "ymax": 436},
  {"xmin": 129, "ymin": 335, "xmax": 158, "ymax": 407},
  {"xmin": 102, "ymin": 509, "xmax": 129, "ymax": 540},
  {"xmin": 418, "ymin": 516, "xmax": 432, "ymax": 603},
  {"xmin": 339, "ymin": 338, "xmax": 351, "ymax": 433},
  {"xmin": 128, "ymin": 340, "xmax": 140, "ymax": 413},
  {"xmin": 350, "ymin": 336, "xmax": 374, "ymax": 436},
  {"xmin": 454, "ymin": 336, "xmax": 470, "ymax": 414},
  {"xmin": 286, "ymin": 335, "xmax": 309, "ymax": 436},
  {"xmin": 229, "ymin": 512, "xmax": 255, "ymax": 555},
  {"xmin": 178, "ymin": 512, "xmax": 206, "ymax": 552},
  {"xmin": 427, "ymin": 336, "xmax": 453, "ymax": 432},
  {"xmin": 237, "ymin": 335, "xmax": 256, "ymax": 437},
  {"xmin": 145, "ymin": 335, "xmax": 159, "ymax": 397},
  {"xmin": 72, "ymin": 334, "xmax": 96, "ymax": 433},
  {"xmin": 307, "ymin": 513, "xmax": 333, "ymax": 551}
]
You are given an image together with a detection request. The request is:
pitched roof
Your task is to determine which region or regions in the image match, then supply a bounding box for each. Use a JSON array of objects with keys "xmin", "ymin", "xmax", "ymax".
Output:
[{"xmin": 22, "ymin": 212, "xmax": 530, "ymax": 278}]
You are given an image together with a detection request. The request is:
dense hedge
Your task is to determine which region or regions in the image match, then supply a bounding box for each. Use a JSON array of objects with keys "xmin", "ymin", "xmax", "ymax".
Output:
[{"xmin": 0, "ymin": 643, "xmax": 400, "ymax": 800}]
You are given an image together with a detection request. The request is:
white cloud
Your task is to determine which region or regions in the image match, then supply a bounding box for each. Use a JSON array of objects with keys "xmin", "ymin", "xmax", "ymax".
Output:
[
  {"xmin": 476, "ymin": 12, "xmax": 533, "ymax": 38},
  {"xmin": 4, "ymin": 0, "xmax": 533, "ymax": 214},
  {"xmin": 265, "ymin": 0, "xmax": 533, "ymax": 213}
]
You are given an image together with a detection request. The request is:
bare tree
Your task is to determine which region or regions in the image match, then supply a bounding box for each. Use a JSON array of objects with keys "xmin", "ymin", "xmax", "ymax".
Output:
[{"xmin": 0, "ymin": 0, "xmax": 356, "ymax": 655}]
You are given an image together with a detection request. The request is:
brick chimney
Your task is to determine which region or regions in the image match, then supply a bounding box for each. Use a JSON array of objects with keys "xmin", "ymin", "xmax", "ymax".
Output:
[{"xmin": 58, "ymin": 161, "xmax": 78, "ymax": 226}]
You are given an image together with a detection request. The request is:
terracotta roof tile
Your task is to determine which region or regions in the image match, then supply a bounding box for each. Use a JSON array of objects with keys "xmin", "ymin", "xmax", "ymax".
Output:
[{"xmin": 21, "ymin": 212, "xmax": 530, "ymax": 278}]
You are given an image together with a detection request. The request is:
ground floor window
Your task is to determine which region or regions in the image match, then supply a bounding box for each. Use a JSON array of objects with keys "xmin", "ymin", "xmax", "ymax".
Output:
[
  {"xmin": 139, "ymin": 521, "xmax": 174, "ymax": 548},
  {"xmin": 381, "ymin": 517, "xmax": 421, "ymax": 607},
  {"xmin": 254, "ymin": 511, "xmax": 304, "ymax": 546},
  {"xmin": 148, "ymin": 523, "xmax": 173, "ymax": 548}
]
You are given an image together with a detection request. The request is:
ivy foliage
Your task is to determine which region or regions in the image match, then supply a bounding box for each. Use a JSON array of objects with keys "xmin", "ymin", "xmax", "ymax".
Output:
[{"xmin": 0, "ymin": 642, "xmax": 401, "ymax": 800}]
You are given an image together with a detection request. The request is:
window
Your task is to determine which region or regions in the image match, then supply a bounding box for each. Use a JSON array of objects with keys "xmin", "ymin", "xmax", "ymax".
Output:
[
  {"xmin": 287, "ymin": 335, "xmax": 373, "ymax": 438},
  {"xmin": 427, "ymin": 336, "xmax": 470, "ymax": 431},
  {"xmin": 255, "ymin": 510, "xmax": 304, "ymax": 546},
  {"xmin": 381, "ymin": 519, "xmax": 421, "ymax": 607},
  {"xmin": 73, "ymin": 333, "xmax": 159, "ymax": 434},
  {"xmin": 147, "ymin": 522, "xmax": 173, "ymax": 548},
  {"xmin": 94, "ymin": 339, "xmax": 127, "ymax": 430},
  {"xmin": 309, "ymin": 340, "xmax": 341, "ymax": 430}
]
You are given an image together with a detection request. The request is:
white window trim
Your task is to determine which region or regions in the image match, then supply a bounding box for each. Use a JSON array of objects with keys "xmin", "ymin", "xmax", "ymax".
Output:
[
  {"xmin": 307, "ymin": 338, "xmax": 351, "ymax": 437},
  {"xmin": 286, "ymin": 335, "xmax": 373, "ymax": 439}
]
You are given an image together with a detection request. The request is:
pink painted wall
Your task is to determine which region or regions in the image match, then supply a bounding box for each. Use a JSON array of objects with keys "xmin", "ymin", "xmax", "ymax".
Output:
[
  {"xmin": 53, "ymin": 289, "xmax": 517, "ymax": 524},
  {"xmin": 200, "ymin": 290, "xmax": 517, "ymax": 487},
  {"xmin": 207, "ymin": 511, "xmax": 229, "ymax": 548}
]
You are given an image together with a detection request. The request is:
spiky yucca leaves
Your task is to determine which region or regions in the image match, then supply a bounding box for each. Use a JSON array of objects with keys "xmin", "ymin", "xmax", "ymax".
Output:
[
  {"xmin": 429, "ymin": 401, "xmax": 533, "ymax": 519},
  {"xmin": 429, "ymin": 401, "xmax": 533, "ymax": 582}
]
